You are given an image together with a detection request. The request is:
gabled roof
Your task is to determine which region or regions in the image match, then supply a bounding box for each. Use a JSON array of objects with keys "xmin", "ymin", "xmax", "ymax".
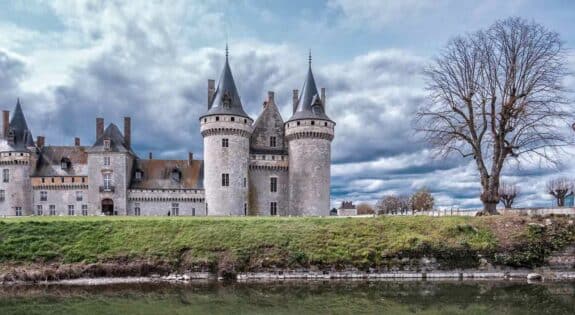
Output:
[
  {"xmin": 130, "ymin": 159, "xmax": 204, "ymax": 190},
  {"xmin": 200, "ymin": 53, "xmax": 250, "ymax": 119},
  {"xmin": 250, "ymin": 96, "xmax": 287, "ymax": 155},
  {"xmin": 33, "ymin": 146, "xmax": 88, "ymax": 177},
  {"xmin": 89, "ymin": 123, "xmax": 134, "ymax": 154},
  {"xmin": 7, "ymin": 99, "xmax": 35, "ymax": 150},
  {"xmin": 287, "ymin": 63, "xmax": 332, "ymax": 122}
]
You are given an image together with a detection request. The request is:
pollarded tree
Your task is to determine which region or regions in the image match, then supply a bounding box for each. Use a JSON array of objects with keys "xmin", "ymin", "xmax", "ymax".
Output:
[
  {"xmin": 410, "ymin": 188, "xmax": 435, "ymax": 212},
  {"xmin": 498, "ymin": 182, "xmax": 519, "ymax": 209},
  {"xmin": 547, "ymin": 177, "xmax": 574, "ymax": 207},
  {"xmin": 416, "ymin": 17, "xmax": 571, "ymax": 215}
]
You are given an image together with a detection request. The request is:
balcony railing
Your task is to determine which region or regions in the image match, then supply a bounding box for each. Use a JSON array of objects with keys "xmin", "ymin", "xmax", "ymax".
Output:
[{"xmin": 99, "ymin": 186, "xmax": 115, "ymax": 193}]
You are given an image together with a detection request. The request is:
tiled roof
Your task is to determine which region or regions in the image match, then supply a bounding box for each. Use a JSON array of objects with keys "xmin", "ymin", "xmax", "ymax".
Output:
[
  {"xmin": 33, "ymin": 145, "xmax": 88, "ymax": 177},
  {"xmin": 130, "ymin": 159, "xmax": 204, "ymax": 190}
]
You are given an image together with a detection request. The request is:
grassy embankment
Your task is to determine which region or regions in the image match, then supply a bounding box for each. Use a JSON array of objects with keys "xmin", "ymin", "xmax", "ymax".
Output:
[{"xmin": 0, "ymin": 215, "xmax": 573, "ymax": 280}]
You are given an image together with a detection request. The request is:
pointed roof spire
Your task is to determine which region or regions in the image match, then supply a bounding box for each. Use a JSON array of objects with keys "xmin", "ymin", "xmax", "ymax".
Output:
[
  {"xmin": 287, "ymin": 53, "xmax": 331, "ymax": 122},
  {"xmin": 8, "ymin": 98, "xmax": 35, "ymax": 149},
  {"xmin": 200, "ymin": 45, "xmax": 250, "ymax": 119}
]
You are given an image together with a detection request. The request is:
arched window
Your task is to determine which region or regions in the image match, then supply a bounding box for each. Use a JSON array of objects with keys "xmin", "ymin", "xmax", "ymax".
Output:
[{"xmin": 171, "ymin": 168, "xmax": 182, "ymax": 182}]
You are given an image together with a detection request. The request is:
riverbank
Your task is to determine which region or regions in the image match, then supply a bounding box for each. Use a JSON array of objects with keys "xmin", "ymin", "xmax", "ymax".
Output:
[{"xmin": 0, "ymin": 215, "xmax": 573, "ymax": 284}]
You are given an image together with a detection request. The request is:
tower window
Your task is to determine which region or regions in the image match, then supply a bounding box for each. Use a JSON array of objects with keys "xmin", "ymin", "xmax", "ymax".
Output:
[
  {"xmin": 324, "ymin": 122, "xmax": 328, "ymax": 126},
  {"xmin": 216, "ymin": 116, "xmax": 220, "ymax": 121},
  {"xmin": 222, "ymin": 138, "xmax": 229, "ymax": 147},
  {"xmin": 221, "ymin": 173, "xmax": 229, "ymax": 187},
  {"xmin": 270, "ymin": 202, "xmax": 277, "ymax": 216},
  {"xmin": 270, "ymin": 177, "xmax": 277, "ymax": 193},
  {"xmin": 0, "ymin": 190, "xmax": 4, "ymax": 201},
  {"xmin": 297, "ymin": 121, "xmax": 300, "ymax": 126},
  {"xmin": 76, "ymin": 191, "xmax": 83, "ymax": 201},
  {"xmin": 243, "ymin": 177, "xmax": 246, "ymax": 187},
  {"xmin": 231, "ymin": 117, "xmax": 235, "ymax": 122},
  {"xmin": 40, "ymin": 191, "xmax": 48, "ymax": 201},
  {"xmin": 311, "ymin": 121, "xmax": 315, "ymax": 125},
  {"xmin": 244, "ymin": 203, "xmax": 247, "ymax": 216},
  {"xmin": 270, "ymin": 136, "xmax": 276, "ymax": 147},
  {"xmin": 2, "ymin": 169, "xmax": 9, "ymax": 183}
]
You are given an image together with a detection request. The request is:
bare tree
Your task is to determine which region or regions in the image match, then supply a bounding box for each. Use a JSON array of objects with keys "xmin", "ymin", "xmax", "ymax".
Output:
[
  {"xmin": 410, "ymin": 188, "xmax": 435, "ymax": 212},
  {"xmin": 356, "ymin": 202, "xmax": 375, "ymax": 215},
  {"xmin": 547, "ymin": 177, "xmax": 574, "ymax": 207},
  {"xmin": 416, "ymin": 17, "xmax": 570, "ymax": 215},
  {"xmin": 498, "ymin": 182, "xmax": 519, "ymax": 208},
  {"xmin": 398, "ymin": 195, "xmax": 411, "ymax": 215},
  {"xmin": 376, "ymin": 195, "xmax": 401, "ymax": 215}
]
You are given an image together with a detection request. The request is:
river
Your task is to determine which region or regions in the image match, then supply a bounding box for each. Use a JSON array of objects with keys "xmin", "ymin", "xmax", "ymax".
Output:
[{"xmin": 0, "ymin": 280, "xmax": 573, "ymax": 314}]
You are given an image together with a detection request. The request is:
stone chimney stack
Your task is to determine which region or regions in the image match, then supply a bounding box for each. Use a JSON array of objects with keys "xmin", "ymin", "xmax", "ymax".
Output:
[
  {"xmin": 96, "ymin": 117, "xmax": 104, "ymax": 140},
  {"xmin": 3, "ymin": 110, "xmax": 9, "ymax": 139},
  {"xmin": 36, "ymin": 136, "xmax": 45, "ymax": 149},
  {"xmin": 124, "ymin": 116, "xmax": 131, "ymax": 148},
  {"xmin": 148, "ymin": 152, "xmax": 153, "ymax": 159},
  {"xmin": 188, "ymin": 152, "xmax": 193, "ymax": 165},
  {"xmin": 321, "ymin": 87, "xmax": 326, "ymax": 108},
  {"xmin": 292, "ymin": 89, "xmax": 299, "ymax": 114},
  {"xmin": 208, "ymin": 79, "xmax": 215, "ymax": 108},
  {"xmin": 74, "ymin": 137, "xmax": 80, "ymax": 146}
]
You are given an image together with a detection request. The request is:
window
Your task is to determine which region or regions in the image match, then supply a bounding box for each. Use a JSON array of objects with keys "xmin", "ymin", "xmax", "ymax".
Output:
[
  {"xmin": 81, "ymin": 205, "xmax": 88, "ymax": 216},
  {"xmin": 82, "ymin": 177, "xmax": 86, "ymax": 183},
  {"xmin": 270, "ymin": 202, "xmax": 277, "ymax": 216},
  {"xmin": 51, "ymin": 178, "xmax": 54, "ymax": 183},
  {"xmin": 2, "ymin": 169, "xmax": 8, "ymax": 183},
  {"xmin": 40, "ymin": 191, "xmax": 48, "ymax": 201},
  {"xmin": 270, "ymin": 136, "xmax": 276, "ymax": 147},
  {"xmin": 135, "ymin": 170, "xmax": 143, "ymax": 180},
  {"xmin": 36, "ymin": 205, "xmax": 43, "ymax": 216},
  {"xmin": 104, "ymin": 156, "xmax": 110, "ymax": 166},
  {"xmin": 76, "ymin": 191, "xmax": 83, "ymax": 201},
  {"xmin": 134, "ymin": 203, "xmax": 141, "ymax": 216},
  {"xmin": 324, "ymin": 122, "xmax": 328, "ymax": 127},
  {"xmin": 68, "ymin": 205, "xmax": 75, "ymax": 216},
  {"xmin": 171, "ymin": 169, "xmax": 181, "ymax": 182},
  {"xmin": 42, "ymin": 178, "xmax": 45, "ymax": 183},
  {"xmin": 231, "ymin": 117, "xmax": 235, "ymax": 122},
  {"xmin": 270, "ymin": 177, "xmax": 277, "ymax": 193},
  {"xmin": 61, "ymin": 158, "xmax": 70, "ymax": 170},
  {"xmin": 311, "ymin": 120, "xmax": 315, "ymax": 125},
  {"xmin": 0, "ymin": 190, "xmax": 5, "ymax": 201},
  {"xmin": 61, "ymin": 177, "xmax": 65, "ymax": 183},
  {"xmin": 221, "ymin": 173, "xmax": 229, "ymax": 186},
  {"xmin": 243, "ymin": 177, "xmax": 247, "ymax": 188},
  {"xmin": 244, "ymin": 203, "xmax": 247, "ymax": 216},
  {"xmin": 215, "ymin": 116, "xmax": 219, "ymax": 121},
  {"xmin": 192, "ymin": 208, "xmax": 195, "ymax": 216},
  {"xmin": 222, "ymin": 138, "xmax": 229, "ymax": 148},
  {"xmin": 103, "ymin": 173, "xmax": 112, "ymax": 190},
  {"xmin": 49, "ymin": 205, "xmax": 56, "ymax": 216},
  {"xmin": 15, "ymin": 207, "xmax": 22, "ymax": 216},
  {"xmin": 172, "ymin": 203, "xmax": 179, "ymax": 216},
  {"xmin": 103, "ymin": 139, "xmax": 111, "ymax": 150}
]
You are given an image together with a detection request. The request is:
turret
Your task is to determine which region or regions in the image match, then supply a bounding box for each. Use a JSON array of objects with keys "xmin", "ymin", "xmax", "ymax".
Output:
[
  {"xmin": 0, "ymin": 99, "xmax": 34, "ymax": 216},
  {"xmin": 200, "ymin": 47, "xmax": 253, "ymax": 216},
  {"xmin": 285, "ymin": 54, "xmax": 335, "ymax": 216}
]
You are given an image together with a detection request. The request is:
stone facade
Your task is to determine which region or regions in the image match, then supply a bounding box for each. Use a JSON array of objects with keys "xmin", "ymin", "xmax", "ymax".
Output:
[{"xmin": 0, "ymin": 55, "xmax": 335, "ymax": 216}]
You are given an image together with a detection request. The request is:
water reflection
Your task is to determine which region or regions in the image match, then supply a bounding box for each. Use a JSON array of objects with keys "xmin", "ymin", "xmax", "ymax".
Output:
[{"xmin": 0, "ymin": 281, "xmax": 573, "ymax": 314}]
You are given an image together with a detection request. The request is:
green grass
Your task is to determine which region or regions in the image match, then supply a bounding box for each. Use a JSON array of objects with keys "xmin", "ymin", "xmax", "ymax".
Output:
[{"xmin": 0, "ymin": 215, "xmax": 573, "ymax": 273}]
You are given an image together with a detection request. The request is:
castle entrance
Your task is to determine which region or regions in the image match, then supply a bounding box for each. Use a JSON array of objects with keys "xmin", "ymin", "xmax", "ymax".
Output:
[{"xmin": 102, "ymin": 199, "xmax": 115, "ymax": 215}]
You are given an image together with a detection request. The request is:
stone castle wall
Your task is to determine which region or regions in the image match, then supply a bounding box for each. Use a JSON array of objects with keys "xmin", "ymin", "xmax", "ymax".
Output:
[
  {"xmin": 127, "ymin": 189, "xmax": 205, "ymax": 216},
  {"xmin": 248, "ymin": 153, "xmax": 289, "ymax": 216},
  {"xmin": 201, "ymin": 115, "xmax": 253, "ymax": 216},
  {"xmin": 0, "ymin": 152, "xmax": 32, "ymax": 216},
  {"xmin": 87, "ymin": 152, "xmax": 132, "ymax": 215}
]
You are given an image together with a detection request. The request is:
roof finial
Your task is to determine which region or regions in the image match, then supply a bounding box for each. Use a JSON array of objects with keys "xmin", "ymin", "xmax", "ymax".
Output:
[
  {"xmin": 225, "ymin": 43, "xmax": 229, "ymax": 61},
  {"xmin": 308, "ymin": 49, "xmax": 312, "ymax": 67},
  {"xmin": 16, "ymin": 97, "xmax": 21, "ymax": 106}
]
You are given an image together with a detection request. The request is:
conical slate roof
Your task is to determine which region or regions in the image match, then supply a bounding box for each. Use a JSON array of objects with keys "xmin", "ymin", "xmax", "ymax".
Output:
[
  {"xmin": 287, "ymin": 63, "xmax": 331, "ymax": 122},
  {"xmin": 201, "ymin": 53, "xmax": 249, "ymax": 119},
  {"xmin": 8, "ymin": 99, "xmax": 35, "ymax": 150}
]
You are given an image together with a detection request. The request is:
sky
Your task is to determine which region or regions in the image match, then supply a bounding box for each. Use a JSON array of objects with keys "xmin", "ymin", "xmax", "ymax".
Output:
[{"xmin": 0, "ymin": 0, "xmax": 574, "ymax": 209}]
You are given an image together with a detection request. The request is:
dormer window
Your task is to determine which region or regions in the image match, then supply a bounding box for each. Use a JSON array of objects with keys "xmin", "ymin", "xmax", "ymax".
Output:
[
  {"xmin": 135, "ymin": 170, "xmax": 143, "ymax": 180},
  {"xmin": 171, "ymin": 169, "xmax": 182, "ymax": 183},
  {"xmin": 60, "ymin": 157, "xmax": 71, "ymax": 170},
  {"xmin": 103, "ymin": 139, "xmax": 111, "ymax": 150}
]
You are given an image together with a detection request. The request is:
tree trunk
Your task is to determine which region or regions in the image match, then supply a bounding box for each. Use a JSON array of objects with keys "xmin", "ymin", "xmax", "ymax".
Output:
[{"xmin": 479, "ymin": 185, "xmax": 500, "ymax": 215}]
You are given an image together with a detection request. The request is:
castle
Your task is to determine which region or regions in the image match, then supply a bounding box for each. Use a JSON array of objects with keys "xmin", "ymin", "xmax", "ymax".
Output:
[{"xmin": 0, "ymin": 53, "xmax": 335, "ymax": 217}]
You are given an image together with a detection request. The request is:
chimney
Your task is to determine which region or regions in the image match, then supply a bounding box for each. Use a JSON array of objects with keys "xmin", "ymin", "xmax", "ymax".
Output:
[
  {"xmin": 208, "ymin": 79, "xmax": 215, "ymax": 108},
  {"xmin": 148, "ymin": 152, "xmax": 153, "ymax": 159},
  {"xmin": 3, "ymin": 110, "xmax": 9, "ymax": 139},
  {"xmin": 74, "ymin": 137, "xmax": 80, "ymax": 146},
  {"xmin": 124, "ymin": 116, "xmax": 131, "ymax": 148},
  {"xmin": 36, "ymin": 136, "xmax": 45, "ymax": 149},
  {"xmin": 321, "ymin": 87, "xmax": 326, "ymax": 108},
  {"xmin": 292, "ymin": 89, "xmax": 299, "ymax": 114},
  {"xmin": 96, "ymin": 117, "xmax": 104, "ymax": 140},
  {"xmin": 188, "ymin": 152, "xmax": 193, "ymax": 165}
]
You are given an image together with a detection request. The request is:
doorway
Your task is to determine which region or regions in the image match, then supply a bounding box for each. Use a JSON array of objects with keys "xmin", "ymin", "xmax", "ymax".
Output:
[{"xmin": 102, "ymin": 198, "xmax": 114, "ymax": 215}]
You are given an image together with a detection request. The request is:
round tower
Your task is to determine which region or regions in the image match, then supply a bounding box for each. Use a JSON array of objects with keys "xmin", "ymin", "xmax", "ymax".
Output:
[
  {"xmin": 286, "ymin": 57, "xmax": 335, "ymax": 216},
  {"xmin": 0, "ymin": 101, "xmax": 35, "ymax": 216},
  {"xmin": 200, "ymin": 51, "xmax": 253, "ymax": 216}
]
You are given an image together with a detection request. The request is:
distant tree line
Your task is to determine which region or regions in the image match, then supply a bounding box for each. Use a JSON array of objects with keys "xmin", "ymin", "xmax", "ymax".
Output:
[{"xmin": 375, "ymin": 188, "xmax": 435, "ymax": 215}]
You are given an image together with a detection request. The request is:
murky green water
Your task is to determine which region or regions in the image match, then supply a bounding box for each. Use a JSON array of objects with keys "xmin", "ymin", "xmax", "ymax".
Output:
[{"xmin": 0, "ymin": 281, "xmax": 573, "ymax": 314}]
